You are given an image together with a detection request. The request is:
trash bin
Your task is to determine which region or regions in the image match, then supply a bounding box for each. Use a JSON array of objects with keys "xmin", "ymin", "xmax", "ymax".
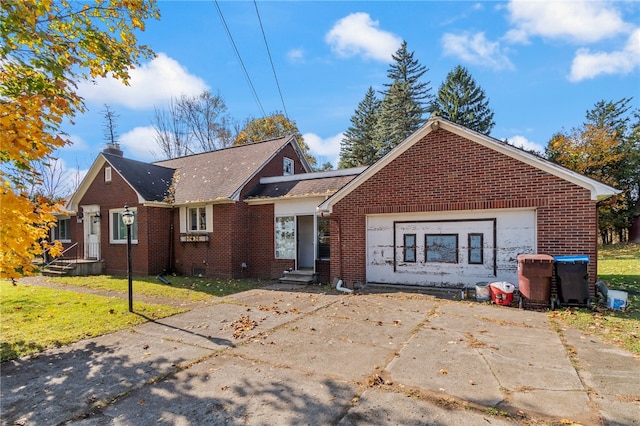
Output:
[
  {"xmin": 517, "ymin": 254, "xmax": 554, "ymax": 308},
  {"xmin": 554, "ymin": 255, "xmax": 590, "ymax": 307}
]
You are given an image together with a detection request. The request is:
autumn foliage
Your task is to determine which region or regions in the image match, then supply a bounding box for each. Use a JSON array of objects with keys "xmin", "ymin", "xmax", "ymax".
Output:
[{"xmin": 0, "ymin": 0, "xmax": 159, "ymax": 279}]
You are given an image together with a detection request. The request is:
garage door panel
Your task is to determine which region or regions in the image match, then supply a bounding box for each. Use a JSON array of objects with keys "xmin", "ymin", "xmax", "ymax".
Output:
[{"xmin": 366, "ymin": 210, "xmax": 535, "ymax": 287}]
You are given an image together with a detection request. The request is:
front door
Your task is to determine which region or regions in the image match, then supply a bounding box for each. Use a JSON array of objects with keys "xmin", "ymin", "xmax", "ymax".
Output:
[
  {"xmin": 297, "ymin": 215, "xmax": 315, "ymax": 270},
  {"xmin": 84, "ymin": 210, "xmax": 101, "ymax": 259}
]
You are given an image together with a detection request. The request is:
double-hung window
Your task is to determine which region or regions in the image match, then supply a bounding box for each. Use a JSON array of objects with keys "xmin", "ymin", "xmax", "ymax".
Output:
[
  {"xmin": 189, "ymin": 207, "xmax": 207, "ymax": 232},
  {"xmin": 110, "ymin": 208, "xmax": 138, "ymax": 243},
  {"xmin": 52, "ymin": 218, "xmax": 71, "ymax": 242}
]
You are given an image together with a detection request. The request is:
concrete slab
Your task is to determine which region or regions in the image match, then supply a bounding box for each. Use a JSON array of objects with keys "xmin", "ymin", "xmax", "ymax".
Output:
[
  {"xmin": 337, "ymin": 388, "xmax": 516, "ymax": 426},
  {"xmin": 563, "ymin": 327, "xmax": 640, "ymax": 426},
  {"xmin": 1, "ymin": 330, "xmax": 211, "ymax": 426},
  {"xmin": 387, "ymin": 327, "xmax": 506, "ymax": 406},
  {"xmin": 83, "ymin": 353, "xmax": 359, "ymax": 426}
]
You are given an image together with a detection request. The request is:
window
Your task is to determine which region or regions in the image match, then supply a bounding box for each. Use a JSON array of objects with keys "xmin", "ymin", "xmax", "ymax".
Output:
[
  {"xmin": 105, "ymin": 166, "xmax": 112, "ymax": 182},
  {"xmin": 283, "ymin": 157, "xmax": 294, "ymax": 176},
  {"xmin": 317, "ymin": 217, "xmax": 330, "ymax": 259},
  {"xmin": 403, "ymin": 234, "xmax": 416, "ymax": 262},
  {"xmin": 189, "ymin": 207, "xmax": 207, "ymax": 232},
  {"xmin": 52, "ymin": 218, "xmax": 71, "ymax": 242},
  {"xmin": 110, "ymin": 209, "xmax": 138, "ymax": 243},
  {"xmin": 468, "ymin": 233, "xmax": 484, "ymax": 264},
  {"xmin": 275, "ymin": 216, "xmax": 295, "ymax": 259},
  {"xmin": 425, "ymin": 234, "xmax": 458, "ymax": 263}
]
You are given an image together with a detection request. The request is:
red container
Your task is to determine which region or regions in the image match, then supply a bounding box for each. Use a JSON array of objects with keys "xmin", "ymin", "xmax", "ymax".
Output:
[{"xmin": 490, "ymin": 282, "xmax": 515, "ymax": 306}]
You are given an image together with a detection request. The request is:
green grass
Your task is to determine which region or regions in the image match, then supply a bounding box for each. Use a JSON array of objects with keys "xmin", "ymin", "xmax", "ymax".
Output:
[
  {"xmin": 48, "ymin": 275, "xmax": 273, "ymax": 300},
  {"xmin": 1, "ymin": 282, "xmax": 186, "ymax": 362},
  {"xmin": 553, "ymin": 243, "xmax": 640, "ymax": 355}
]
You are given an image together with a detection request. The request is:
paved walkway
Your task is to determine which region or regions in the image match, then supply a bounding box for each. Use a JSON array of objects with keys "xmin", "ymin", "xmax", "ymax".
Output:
[{"xmin": 2, "ymin": 284, "xmax": 639, "ymax": 425}]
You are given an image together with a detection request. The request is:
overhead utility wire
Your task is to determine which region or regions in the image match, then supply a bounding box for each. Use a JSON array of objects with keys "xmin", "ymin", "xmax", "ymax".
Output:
[
  {"xmin": 253, "ymin": 0, "xmax": 288, "ymax": 119},
  {"xmin": 213, "ymin": 0, "xmax": 266, "ymax": 117}
]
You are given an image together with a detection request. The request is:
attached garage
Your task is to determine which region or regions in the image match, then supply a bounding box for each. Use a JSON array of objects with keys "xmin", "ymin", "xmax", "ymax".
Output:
[
  {"xmin": 366, "ymin": 209, "xmax": 536, "ymax": 287},
  {"xmin": 318, "ymin": 117, "xmax": 618, "ymax": 292}
]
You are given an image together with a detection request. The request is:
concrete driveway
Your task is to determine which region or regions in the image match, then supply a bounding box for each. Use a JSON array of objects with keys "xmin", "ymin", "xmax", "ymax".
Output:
[{"xmin": 2, "ymin": 284, "xmax": 639, "ymax": 425}]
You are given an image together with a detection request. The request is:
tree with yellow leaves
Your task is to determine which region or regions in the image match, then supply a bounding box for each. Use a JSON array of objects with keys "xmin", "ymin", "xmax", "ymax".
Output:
[
  {"xmin": 0, "ymin": 0, "xmax": 159, "ymax": 280},
  {"xmin": 234, "ymin": 113, "xmax": 317, "ymax": 168}
]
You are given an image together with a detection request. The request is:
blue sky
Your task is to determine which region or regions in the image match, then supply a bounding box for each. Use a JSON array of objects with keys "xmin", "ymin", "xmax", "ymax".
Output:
[{"xmin": 59, "ymin": 0, "xmax": 639, "ymax": 189}]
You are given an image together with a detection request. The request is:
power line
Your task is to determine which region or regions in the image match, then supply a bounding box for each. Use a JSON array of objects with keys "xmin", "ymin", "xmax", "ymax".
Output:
[
  {"xmin": 253, "ymin": 0, "xmax": 288, "ymax": 119},
  {"xmin": 213, "ymin": 0, "xmax": 266, "ymax": 117}
]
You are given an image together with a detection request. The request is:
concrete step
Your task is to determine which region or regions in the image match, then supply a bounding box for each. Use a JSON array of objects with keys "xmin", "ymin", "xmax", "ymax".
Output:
[{"xmin": 279, "ymin": 270, "xmax": 315, "ymax": 284}]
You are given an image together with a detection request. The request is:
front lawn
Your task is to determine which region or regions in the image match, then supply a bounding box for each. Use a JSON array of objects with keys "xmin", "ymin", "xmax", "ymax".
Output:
[
  {"xmin": 0, "ymin": 283, "xmax": 186, "ymax": 362},
  {"xmin": 553, "ymin": 243, "xmax": 639, "ymax": 355}
]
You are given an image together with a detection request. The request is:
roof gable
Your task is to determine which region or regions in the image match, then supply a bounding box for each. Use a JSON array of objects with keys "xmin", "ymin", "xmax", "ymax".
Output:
[
  {"xmin": 66, "ymin": 153, "xmax": 174, "ymax": 211},
  {"xmin": 154, "ymin": 136, "xmax": 306, "ymax": 204},
  {"xmin": 318, "ymin": 117, "xmax": 619, "ymax": 212}
]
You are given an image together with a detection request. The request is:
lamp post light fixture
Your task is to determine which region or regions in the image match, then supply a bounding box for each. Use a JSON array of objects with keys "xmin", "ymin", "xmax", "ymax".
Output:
[{"xmin": 122, "ymin": 205, "xmax": 135, "ymax": 312}]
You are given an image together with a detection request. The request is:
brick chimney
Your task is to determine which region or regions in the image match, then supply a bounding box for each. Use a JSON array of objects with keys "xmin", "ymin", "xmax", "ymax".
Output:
[{"xmin": 103, "ymin": 142, "xmax": 123, "ymax": 157}]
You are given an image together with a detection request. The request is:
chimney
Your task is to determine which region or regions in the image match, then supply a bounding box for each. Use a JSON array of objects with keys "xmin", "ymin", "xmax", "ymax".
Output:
[{"xmin": 103, "ymin": 142, "xmax": 123, "ymax": 157}]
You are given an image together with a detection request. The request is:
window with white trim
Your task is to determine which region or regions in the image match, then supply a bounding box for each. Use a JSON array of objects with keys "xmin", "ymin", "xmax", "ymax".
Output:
[
  {"xmin": 283, "ymin": 157, "xmax": 294, "ymax": 176},
  {"xmin": 51, "ymin": 218, "xmax": 71, "ymax": 242},
  {"xmin": 110, "ymin": 208, "xmax": 138, "ymax": 243},
  {"xmin": 188, "ymin": 207, "xmax": 207, "ymax": 232},
  {"xmin": 105, "ymin": 166, "xmax": 112, "ymax": 182},
  {"xmin": 275, "ymin": 216, "xmax": 295, "ymax": 259}
]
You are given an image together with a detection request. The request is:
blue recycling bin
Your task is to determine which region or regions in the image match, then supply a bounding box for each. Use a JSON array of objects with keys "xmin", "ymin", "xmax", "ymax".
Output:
[{"xmin": 554, "ymin": 255, "xmax": 590, "ymax": 307}]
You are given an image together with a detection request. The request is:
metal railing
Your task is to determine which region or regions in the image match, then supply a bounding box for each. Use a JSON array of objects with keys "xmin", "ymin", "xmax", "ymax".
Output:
[{"xmin": 43, "ymin": 242, "xmax": 79, "ymax": 269}]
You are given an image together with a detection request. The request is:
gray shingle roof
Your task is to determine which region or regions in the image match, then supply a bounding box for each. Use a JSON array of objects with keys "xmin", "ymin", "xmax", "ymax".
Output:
[
  {"xmin": 103, "ymin": 153, "xmax": 175, "ymax": 202},
  {"xmin": 245, "ymin": 174, "xmax": 361, "ymax": 200},
  {"xmin": 154, "ymin": 137, "xmax": 293, "ymax": 204}
]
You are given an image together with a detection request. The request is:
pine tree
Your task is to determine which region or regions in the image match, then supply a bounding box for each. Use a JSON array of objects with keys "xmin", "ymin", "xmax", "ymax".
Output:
[
  {"xmin": 339, "ymin": 87, "xmax": 381, "ymax": 168},
  {"xmin": 376, "ymin": 41, "xmax": 432, "ymax": 153},
  {"xmin": 431, "ymin": 65, "xmax": 495, "ymax": 135}
]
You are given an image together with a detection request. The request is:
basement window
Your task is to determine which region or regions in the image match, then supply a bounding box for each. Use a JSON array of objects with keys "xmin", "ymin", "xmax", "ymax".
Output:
[
  {"xmin": 425, "ymin": 234, "xmax": 458, "ymax": 264},
  {"xmin": 403, "ymin": 234, "xmax": 416, "ymax": 262}
]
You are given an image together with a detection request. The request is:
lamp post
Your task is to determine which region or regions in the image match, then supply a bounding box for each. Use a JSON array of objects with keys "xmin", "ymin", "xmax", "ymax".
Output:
[{"xmin": 122, "ymin": 205, "xmax": 135, "ymax": 312}]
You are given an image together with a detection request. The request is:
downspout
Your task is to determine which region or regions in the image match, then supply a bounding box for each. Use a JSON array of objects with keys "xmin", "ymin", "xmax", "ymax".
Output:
[{"xmin": 168, "ymin": 207, "xmax": 174, "ymax": 273}]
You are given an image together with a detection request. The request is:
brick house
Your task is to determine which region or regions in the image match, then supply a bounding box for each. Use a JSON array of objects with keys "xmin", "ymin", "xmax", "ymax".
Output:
[{"xmin": 60, "ymin": 117, "xmax": 616, "ymax": 293}]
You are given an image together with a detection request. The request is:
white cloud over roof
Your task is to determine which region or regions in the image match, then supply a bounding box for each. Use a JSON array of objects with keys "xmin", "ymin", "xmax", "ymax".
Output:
[
  {"xmin": 325, "ymin": 13, "xmax": 402, "ymax": 62},
  {"xmin": 569, "ymin": 29, "xmax": 640, "ymax": 82},
  {"xmin": 77, "ymin": 53, "xmax": 209, "ymax": 110},
  {"xmin": 119, "ymin": 126, "xmax": 159, "ymax": 162},
  {"xmin": 441, "ymin": 32, "xmax": 514, "ymax": 71}
]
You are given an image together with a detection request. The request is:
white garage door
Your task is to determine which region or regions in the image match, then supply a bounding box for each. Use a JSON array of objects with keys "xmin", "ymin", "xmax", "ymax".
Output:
[{"xmin": 366, "ymin": 209, "xmax": 536, "ymax": 287}]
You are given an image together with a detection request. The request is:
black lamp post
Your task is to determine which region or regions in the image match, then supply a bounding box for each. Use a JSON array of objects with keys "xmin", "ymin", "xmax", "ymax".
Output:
[{"xmin": 122, "ymin": 205, "xmax": 135, "ymax": 312}]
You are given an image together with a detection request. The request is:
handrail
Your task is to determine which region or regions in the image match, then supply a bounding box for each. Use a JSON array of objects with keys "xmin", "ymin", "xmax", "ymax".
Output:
[{"xmin": 43, "ymin": 242, "xmax": 79, "ymax": 269}]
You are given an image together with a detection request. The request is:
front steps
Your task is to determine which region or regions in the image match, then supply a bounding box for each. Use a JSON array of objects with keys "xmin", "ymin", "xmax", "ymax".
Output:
[
  {"xmin": 279, "ymin": 269, "xmax": 316, "ymax": 284},
  {"xmin": 41, "ymin": 259, "xmax": 76, "ymax": 277}
]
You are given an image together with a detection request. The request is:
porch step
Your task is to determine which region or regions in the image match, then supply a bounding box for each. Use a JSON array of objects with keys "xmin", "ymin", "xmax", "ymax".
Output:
[
  {"xmin": 279, "ymin": 270, "xmax": 316, "ymax": 284},
  {"xmin": 41, "ymin": 259, "xmax": 76, "ymax": 277}
]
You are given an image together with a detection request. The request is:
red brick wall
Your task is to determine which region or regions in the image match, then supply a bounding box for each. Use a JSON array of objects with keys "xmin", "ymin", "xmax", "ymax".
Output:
[
  {"xmin": 331, "ymin": 129, "xmax": 599, "ymax": 292},
  {"xmin": 171, "ymin": 141, "xmax": 308, "ymax": 279},
  {"xmin": 74, "ymin": 163, "xmax": 172, "ymax": 276}
]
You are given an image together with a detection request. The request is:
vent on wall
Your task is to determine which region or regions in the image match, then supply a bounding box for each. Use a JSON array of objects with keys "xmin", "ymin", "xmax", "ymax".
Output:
[{"xmin": 192, "ymin": 266, "xmax": 207, "ymax": 277}]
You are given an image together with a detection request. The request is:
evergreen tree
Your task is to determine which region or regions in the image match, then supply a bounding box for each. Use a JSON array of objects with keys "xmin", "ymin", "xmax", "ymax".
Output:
[
  {"xmin": 375, "ymin": 41, "xmax": 432, "ymax": 153},
  {"xmin": 339, "ymin": 87, "xmax": 381, "ymax": 168},
  {"xmin": 431, "ymin": 65, "xmax": 495, "ymax": 135}
]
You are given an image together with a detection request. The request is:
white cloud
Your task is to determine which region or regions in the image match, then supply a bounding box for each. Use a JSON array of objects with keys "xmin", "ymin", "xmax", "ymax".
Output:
[
  {"xmin": 325, "ymin": 13, "xmax": 402, "ymax": 62},
  {"xmin": 569, "ymin": 29, "xmax": 640, "ymax": 82},
  {"xmin": 119, "ymin": 126, "xmax": 158, "ymax": 162},
  {"xmin": 77, "ymin": 53, "xmax": 209, "ymax": 110},
  {"xmin": 506, "ymin": 0, "xmax": 631, "ymax": 44},
  {"xmin": 303, "ymin": 132, "xmax": 343, "ymax": 167},
  {"xmin": 506, "ymin": 135, "xmax": 544, "ymax": 154},
  {"xmin": 441, "ymin": 32, "xmax": 514, "ymax": 70},
  {"xmin": 287, "ymin": 48, "xmax": 305, "ymax": 63}
]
